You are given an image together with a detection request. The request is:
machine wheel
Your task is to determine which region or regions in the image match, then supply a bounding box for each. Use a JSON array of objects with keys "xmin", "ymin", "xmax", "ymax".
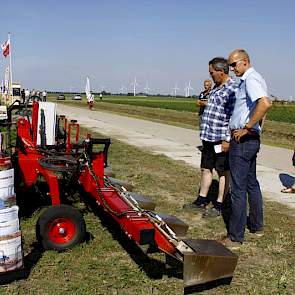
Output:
[{"xmin": 36, "ymin": 204, "xmax": 86, "ymax": 251}]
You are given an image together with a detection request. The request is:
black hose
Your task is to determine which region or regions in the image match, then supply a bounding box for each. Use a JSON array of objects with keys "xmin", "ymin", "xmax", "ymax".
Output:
[{"xmin": 38, "ymin": 156, "xmax": 78, "ymax": 172}]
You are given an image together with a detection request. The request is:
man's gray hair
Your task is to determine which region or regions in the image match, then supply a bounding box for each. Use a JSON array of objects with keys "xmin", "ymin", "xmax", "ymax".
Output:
[{"xmin": 209, "ymin": 57, "xmax": 229, "ymax": 74}]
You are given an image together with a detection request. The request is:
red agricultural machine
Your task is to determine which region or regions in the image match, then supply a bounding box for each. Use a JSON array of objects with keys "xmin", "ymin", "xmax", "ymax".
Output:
[{"xmin": 1, "ymin": 100, "xmax": 238, "ymax": 289}]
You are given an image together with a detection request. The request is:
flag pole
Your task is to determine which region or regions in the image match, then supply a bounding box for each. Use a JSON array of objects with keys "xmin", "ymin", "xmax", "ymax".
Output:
[{"xmin": 8, "ymin": 32, "xmax": 13, "ymax": 104}]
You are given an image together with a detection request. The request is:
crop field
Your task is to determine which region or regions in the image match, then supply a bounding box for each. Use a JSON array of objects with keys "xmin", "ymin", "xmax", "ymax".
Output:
[
  {"xmin": 102, "ymin": 96, "xmax": 295, "ymax": 124},
  {"xmin": 100, "ymin": 97, "xmax": 197, "ymax": 112},
  {"xmin": 48, "ymin": 94, "xmax": 295, "ymax": 149},
  {"xmin": 48, "ymin": 94, "xmax": 295, "ymax": 124}
]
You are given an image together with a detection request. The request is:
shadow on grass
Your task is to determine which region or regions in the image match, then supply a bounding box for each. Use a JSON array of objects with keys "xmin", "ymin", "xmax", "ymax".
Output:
[
  {"xmin": 23, "ymin": 242, "xmax": 44, "ymax": 277},
  {"xmin": 80, "ymin": 190, "xmax": 182, "ymax": 281},
  {"xmin": 16, "ymin": 186, "xmax": 50, "ymax": 218},
  {"xmin": 80, "ymin": 188, "xmax": 234, "ymax": 294},
  {"xmin": 0, "ymin": 242, "xmax": 44, "ymax": 285},
  {"xmin": 16, "ymin": 179, "xmax": 81, "ymax": 219},
  {"xmin": 184, "ymin": 277, "xmax": 232, "ymax": 294}
]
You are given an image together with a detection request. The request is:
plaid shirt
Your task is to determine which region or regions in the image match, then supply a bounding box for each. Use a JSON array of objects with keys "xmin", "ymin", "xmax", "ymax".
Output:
[{"xmin": 200, "ymin": 78, "xmax": 237, "ymax": 142}]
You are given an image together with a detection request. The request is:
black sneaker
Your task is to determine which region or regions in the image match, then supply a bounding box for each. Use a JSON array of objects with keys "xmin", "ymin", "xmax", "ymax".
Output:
[
  {"xmin": 183, "ymin": 202, "xmax": 207, "ymax": 210},
  {"xmin": 183, "ymin": 196, "xmax": 209, "ymax": 210}
]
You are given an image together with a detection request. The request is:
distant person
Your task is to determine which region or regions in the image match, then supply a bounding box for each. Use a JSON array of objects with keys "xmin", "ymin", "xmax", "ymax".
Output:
[
  {"xmin": 87, "ymin": 94, "xmax": 94, "ymax": 110},
  {"xmin": 197, "ymin": 79, "xmax": 212, "ymax": 129},
  {"xmin": 21, "ymin": 89, "xmax": 25, "ymax": 103},
  {"xmin": 224, "ymin": 49, "xmax": 271, "ymax": 249},
  {"xmin": 281, "ymin": 148, "xmax": 295, "ymax": 193},
  {"xmin": 100, "ymin": 93, "xmax": 103, "ymax": 100},
  {"xmin": 25, "ymin": 89, "xmax": 30, "ymax": 102},
  {"xmin": 183, "ymin": 57, "xmax": 236, "ymax": 218},
  {"xmin": 42, "ymin": 90, "xmax": 47, "ymax": 101}
]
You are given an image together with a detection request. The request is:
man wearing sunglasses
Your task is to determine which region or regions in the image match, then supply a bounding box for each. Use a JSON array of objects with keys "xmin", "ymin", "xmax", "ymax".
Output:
[{"xmin": 224, "ymin": 49, "xmax": 271, "ymax": 249}]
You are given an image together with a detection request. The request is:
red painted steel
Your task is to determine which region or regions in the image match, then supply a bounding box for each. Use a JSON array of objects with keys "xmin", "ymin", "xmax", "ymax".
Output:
[
  {"xmin": 48, "ymin": 218, "xmax": 76, "ymax": 244},
  {"xmin": 16, "ymin": 102, "xmax": 177, "ymax": 255},
  {"xmin": 66, "ymin": 122, "xmax": 80, "ymax": 153},
  {"xmin": 31, "ymin": 101, "xmax": 39, "ymax": 145}
]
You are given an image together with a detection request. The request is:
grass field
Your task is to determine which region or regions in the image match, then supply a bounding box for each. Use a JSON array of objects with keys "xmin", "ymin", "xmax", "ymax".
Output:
[
  {"xmin": 48, "ymin": 94, "xmax": 295, "ymax": 149},
  {"xmin": 4, "ymin": 129, "xmax": 295, "ymax": 295},
  {"xmin": 49, "ymin": 94, "xmax": 295, "ymax": 125}
]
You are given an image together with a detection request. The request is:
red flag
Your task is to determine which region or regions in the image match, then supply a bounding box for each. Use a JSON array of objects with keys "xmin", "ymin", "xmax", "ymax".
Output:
[{"xmin": 1, "ymin": 39, "xmax": 10, "ymax": 57}]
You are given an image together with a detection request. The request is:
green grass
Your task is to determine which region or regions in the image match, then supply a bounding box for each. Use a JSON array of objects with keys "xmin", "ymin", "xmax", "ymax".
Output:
[
  {"xmin": 4, "ymin": 130, "xmax": 295, "ymax": 295},
  {"xmin": 267, "ymin": 104, "xmax": 295, "ymax": 124},
  {"xmin": 101, "ymin": 97, "xmax": 197, "ymax": 112},
  {"xmin": 48, "ymin": 94, "xmax": 295, "ymax": 149},
  {"xmin": 49, "ymin": 94, "xmax": 295, "ymax": 124}
]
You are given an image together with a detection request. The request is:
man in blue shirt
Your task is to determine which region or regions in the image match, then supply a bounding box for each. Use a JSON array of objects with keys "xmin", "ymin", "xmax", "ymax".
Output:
[
  {"xmin": 225, "ymin": 49, "xmax": 271, "ymax": 249},
  {"xmin": 184, "ymin": 57, "xmax": 236, "ymax": 218}
]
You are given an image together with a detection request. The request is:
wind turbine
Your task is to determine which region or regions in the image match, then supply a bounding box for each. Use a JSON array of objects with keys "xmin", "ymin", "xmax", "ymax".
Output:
[
  {"xmin": 99, "ymin": 85, "xmax": 105, "ymax": 93},
  {"xmin": 144, "ymin": 82, "xmax": 150, "ymax": 95},
  {"xmin": 130, "ymin": 77, "xmax": 139, "ymax": 96},
  {"xmin": 184, "ymin": 81, "xmax": 194, "ymax": 97},
  {"xmin": 172, "ymin": 84, "xmax": 180, "ymax": 97},
  {"xmin": 120, "ymin": 84, "xmax": 127, "ymax": 93}
]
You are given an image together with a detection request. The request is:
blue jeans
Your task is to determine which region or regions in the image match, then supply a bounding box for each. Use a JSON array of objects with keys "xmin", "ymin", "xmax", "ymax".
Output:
[{"xmin": 228, "ymin": 135, "xmax": 263, "ymax": 242}]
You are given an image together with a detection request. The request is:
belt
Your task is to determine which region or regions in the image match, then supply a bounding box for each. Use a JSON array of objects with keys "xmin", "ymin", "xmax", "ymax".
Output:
[{"xmin": 231, "ymin": 129, "xmax": 260, "ymax": 140}]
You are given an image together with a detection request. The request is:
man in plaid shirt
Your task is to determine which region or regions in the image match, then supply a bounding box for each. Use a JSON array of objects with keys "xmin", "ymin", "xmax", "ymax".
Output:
[{"xmin": 184, "ymin": 57, "xmax": 237, "ymax": 218}]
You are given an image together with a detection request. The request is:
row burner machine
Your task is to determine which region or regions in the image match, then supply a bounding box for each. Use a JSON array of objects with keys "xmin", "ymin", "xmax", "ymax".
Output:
[{"xmin": 9, "ymin": 101, "xmax": 238, "ymax": 289}]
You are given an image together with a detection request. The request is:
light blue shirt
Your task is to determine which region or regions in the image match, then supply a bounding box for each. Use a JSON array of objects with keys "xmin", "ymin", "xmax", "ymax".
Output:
[{"xmin": 229, "ymin": 67, "xmax": 268, "ymax": 134}]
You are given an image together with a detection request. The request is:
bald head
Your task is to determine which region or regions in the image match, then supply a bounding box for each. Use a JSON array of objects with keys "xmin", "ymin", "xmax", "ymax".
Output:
[
  {"xmin": 228, "ymin": 49, "xmax": 251, "ymax": 77},
  {"xmin": 229, "ymin": 49, "xmax": 250, "ymax": 63}
]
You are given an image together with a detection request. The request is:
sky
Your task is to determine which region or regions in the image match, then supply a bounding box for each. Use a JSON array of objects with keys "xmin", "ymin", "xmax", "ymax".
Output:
[{"xmin": 0, "ymin": 0, "xmax": 294, "ymax": 98}]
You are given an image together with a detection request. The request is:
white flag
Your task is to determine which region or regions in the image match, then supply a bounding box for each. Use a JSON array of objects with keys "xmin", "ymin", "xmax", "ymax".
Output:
[
  {"xmin": 4, "ymin": 67, "xmax": 9, "ymax": 94},
  {"xmin": 85, "ymin": 77, "xmax": 91, "ymax": 101}
]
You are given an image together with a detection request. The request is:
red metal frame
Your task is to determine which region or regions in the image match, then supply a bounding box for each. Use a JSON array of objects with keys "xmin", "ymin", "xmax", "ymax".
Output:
[
  {"xmin": 31, "ymin": 101, "xmax": 39, "ymax": 145},
  {"xmin": 12, "ymin": 102, "xmax": 238, "ymax": 288},
  {"xmin": 66, "ymin": 121, "xmax": 80, "ymax": 153},
  {"xmin": 15, "ymin": 102, "xmax": 176, "ymax": 254}
]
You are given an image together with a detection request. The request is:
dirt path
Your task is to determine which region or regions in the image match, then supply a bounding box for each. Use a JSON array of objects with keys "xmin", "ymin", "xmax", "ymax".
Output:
[{"xmin": 57, "ymin": 104, "xmax": 295, "ymax": 210}]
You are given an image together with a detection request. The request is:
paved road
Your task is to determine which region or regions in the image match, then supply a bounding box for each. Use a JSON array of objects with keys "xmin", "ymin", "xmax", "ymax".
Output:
[{"xmin": 57, "ymin": 104, "xmax": 295, "ymax": 210}]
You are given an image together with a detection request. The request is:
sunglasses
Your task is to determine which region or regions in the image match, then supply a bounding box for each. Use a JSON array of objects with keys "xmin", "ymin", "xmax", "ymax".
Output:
[{"xmin": 229, "ymin": 59, "xmax": 243, "ymax": 67}]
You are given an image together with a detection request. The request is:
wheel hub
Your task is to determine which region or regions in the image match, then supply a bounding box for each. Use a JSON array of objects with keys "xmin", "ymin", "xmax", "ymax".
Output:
[
  {"xmin": 58, "ymin": 227, "xmax": 66, "ymax": 235},
  {"xmin": 48, "ymin": 218, "xmax": 76, "ymax": 244}
]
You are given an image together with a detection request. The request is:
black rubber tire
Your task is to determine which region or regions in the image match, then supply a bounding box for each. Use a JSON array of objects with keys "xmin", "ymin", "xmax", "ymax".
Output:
[{"xmin": 36, "ymin": 204, "xmax": 86, "ymax": 251}]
